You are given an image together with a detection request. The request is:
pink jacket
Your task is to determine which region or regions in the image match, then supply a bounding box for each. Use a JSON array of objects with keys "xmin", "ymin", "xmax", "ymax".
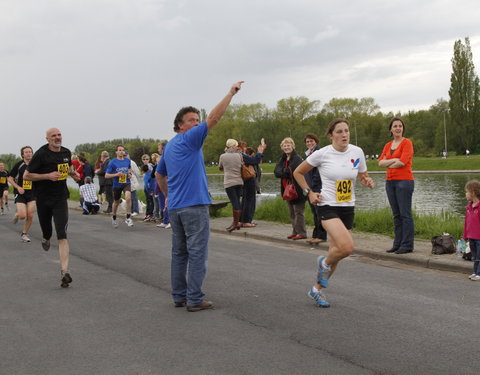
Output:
[{"xmin": 463, "ymin": 201, "xmax": 480, "ymax": 240}]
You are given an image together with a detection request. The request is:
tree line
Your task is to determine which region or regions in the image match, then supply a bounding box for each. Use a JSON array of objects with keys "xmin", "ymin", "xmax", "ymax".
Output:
[{"xmin": 1, "ymin": 38, "xmax": 478, "ymax": 169}]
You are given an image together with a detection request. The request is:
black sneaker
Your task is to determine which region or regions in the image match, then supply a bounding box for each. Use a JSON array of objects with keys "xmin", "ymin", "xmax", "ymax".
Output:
[
  {"xmin": 61, "ymin": 272, "xmax": 73, "ymax": 288},
  {"xmin": 41, "ymin": 238, "xmax": 50, "ymax": 251}
]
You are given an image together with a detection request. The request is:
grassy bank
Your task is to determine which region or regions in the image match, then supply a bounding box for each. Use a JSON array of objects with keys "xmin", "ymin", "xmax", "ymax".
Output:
[
  {"xmin": 206, "ymin": 155, "xmax": 480, "ymax": 174},
  {"xmin": 235, "ymin": 197, "xmax": 463, "ymax": 240}
]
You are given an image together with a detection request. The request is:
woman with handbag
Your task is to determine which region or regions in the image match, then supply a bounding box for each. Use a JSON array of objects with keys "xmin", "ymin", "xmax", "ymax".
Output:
[
  {"xmin": 274, "ymin": 137, "xmax": 307, "ymax": 240},
  {"xmin": 219, "ymin": 139, "xmax": 244, "ymax": 232},
  {"xmin": 294, "ymin": 119, "xmax": 374, "ymax": 307}
]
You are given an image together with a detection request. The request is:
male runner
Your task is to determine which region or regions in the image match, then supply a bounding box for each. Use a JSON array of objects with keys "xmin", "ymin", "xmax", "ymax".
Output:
[
  {"xmin": 105, "ymin": 145, "xmax": 134, "ymax": 228},
  {"xmin": 8, "ymin": 146, "xmax": 36, "ymax": 242},
  {"xmin": 0, "ymin": 162, "xmax": 10, "ymax": 214},
  {"xmin": 24, "ymin": 128, "xmax": 80, "ymax": 288}
]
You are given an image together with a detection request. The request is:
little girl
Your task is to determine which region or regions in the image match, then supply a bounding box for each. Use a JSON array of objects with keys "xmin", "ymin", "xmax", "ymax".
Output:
[{"xmin": 463, "ymin": 180, "xmax": 480, "ymax": 281}]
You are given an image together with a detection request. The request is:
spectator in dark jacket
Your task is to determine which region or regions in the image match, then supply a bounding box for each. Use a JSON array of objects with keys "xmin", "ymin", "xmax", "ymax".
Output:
[{"xmin": 274, "ymin": 137, "xmax": 306, "ymax": 240}]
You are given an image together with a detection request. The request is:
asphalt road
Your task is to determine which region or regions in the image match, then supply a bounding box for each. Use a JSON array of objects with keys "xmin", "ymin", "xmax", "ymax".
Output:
[{"xmin": 1, "ymin": 211, "xmax": 478, "ymax": 375}]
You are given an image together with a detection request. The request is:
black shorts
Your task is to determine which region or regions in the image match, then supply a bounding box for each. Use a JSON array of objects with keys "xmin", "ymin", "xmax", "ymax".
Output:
[
  {"xmin": 0, "ymin": 185, "xmax": 8, "ymax": 192},
  {"xmin": 15, "ymin": 191, "xmax": 36, "ymax": 204},
  {"xmin": 316, "ymin": 205, "xmax": 355, "ymax": 230},
  {"xmin": 113, "ymin": 184, "xmax": 131, "ymax": 201}
]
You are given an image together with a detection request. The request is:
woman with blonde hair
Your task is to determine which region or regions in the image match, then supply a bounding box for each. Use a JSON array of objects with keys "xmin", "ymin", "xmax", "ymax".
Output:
[
  {"xmin": 274, "ymin": 137, "xmax": 307, "ymax": 240},
  {"xmin": 219, "ymin": 139, "xmax": 243, "ymax": 231}
]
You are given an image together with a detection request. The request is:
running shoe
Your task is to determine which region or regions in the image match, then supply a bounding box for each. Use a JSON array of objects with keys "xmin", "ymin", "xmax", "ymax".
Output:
[
  {"xmin": 317, "ymin": 256, "xmax": 331, "ymax": 288},
  {"xmin": 112, "ymin": 218, "xmax": 119, "ymax": 228},
  {"xmin": 156, "ymin": 223, "xmax": 167, "ymax": 228},
  {"xmin": 469, "ymin": 273, "xmax": 476, "ymax": 280},
  {"xmin": 125, "ymin": 217, "xmax": 134, "ymax": 227},
  {"xmin": 20, "ymin": 233, "xmax": 31, "ymax": 242},
  {"xmin": 307, "ymin": 287, "xmax": 330, "ymax": 308},
  {"xmin": 470, "ymin": 275, "xmax": 480, "ymax": 281},
  {"xmin": 61, "ymin": 272, "xmax": 73, "ymax": 288},
  {"xmin": 12, "ymin": 215, "xmax": 18, "ymax": 224},
  {"xmin": 131, "ymin": 212, "xmax": 138, "ymax": 217},
  {"xmin": 41, "ymin": 238, "xmax": 50, "ymax": 251},
  {"xmin": 165, "ymin": 223, "xmax": 171, "ymax": 229}
]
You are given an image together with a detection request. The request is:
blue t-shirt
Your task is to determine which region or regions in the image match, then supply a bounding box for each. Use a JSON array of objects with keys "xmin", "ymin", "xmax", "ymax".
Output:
[
  {"xmin": 143, "ymin": 172, "xmax": 155, "ymax": 194},
  {"xmin": 105, "ymin": 158, "xmax": 131, "ymax": 188},
  {"xmin": 157, "ymin": 122, "xmax": 211, "ymax": 210}
]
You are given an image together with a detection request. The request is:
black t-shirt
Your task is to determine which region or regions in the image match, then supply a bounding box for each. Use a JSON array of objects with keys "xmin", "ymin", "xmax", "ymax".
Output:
[
  {"xmin": 10, "ymin": 161, "xmax": 34, "ymax": 195},
  {"xmin": 0, "ymin": 170, "xmax": 9, "ymax": 189},
  {"xmin": 27, "ymin": 144, "xmax": 72, "ymax": 200}
]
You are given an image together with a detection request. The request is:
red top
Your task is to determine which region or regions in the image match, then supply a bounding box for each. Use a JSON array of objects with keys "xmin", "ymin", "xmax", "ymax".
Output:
[
  {"xmin": 379, "ymin": 138, "xmax": 414, "ymax": 181},
  {"xmin": 464, "ymin": 201, "xmax": 480, "ymax": 240}
]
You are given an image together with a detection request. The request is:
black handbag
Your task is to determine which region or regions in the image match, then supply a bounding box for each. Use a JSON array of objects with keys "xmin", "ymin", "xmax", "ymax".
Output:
[{"xmin": 431, "ymin": 234, "xmax": 455, "ymax": 254}]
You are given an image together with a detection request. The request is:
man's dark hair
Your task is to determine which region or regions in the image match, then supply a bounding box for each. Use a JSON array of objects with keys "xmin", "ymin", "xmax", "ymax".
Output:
[
  {"xmin": 173, "ymin": 106, "xmax": 200, "ymax": 133},
  {"xmin": 303, "ymin": 133, "xmax": 319, "ymax": 144},
  {"xmin": 115, "ymin": 144, "xmax": 124, "ymax": 151}
]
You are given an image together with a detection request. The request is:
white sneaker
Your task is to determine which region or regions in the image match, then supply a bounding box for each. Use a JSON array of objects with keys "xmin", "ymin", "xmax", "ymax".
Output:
[
  {"xmin": 112, "ymin": 218, "xmax": 119, "ymax": 228},
  {"xmin": 156, "ymin": 223, "xmax": 167, "ymax": 228},
  {"xmin": 165, "ymin": 223, "xmax": 171, "ymax": 229},
  {"xmin": 125, "ymin": 217, "xmax": 134, "ymax": 227},
  {"xmin": 20, "ymin": 233, "xmax": 31, "ymax": 242},
  {"xmin": 131, "ymin": 212, "xmax": 138, "ymax": 217},
  {"xmin": 469, "ymin": 273, "xmax": 476, "ymax": 280},
  {"xmin": 470, "ymin": 275, "xmax": 480, "ymax": 281}
]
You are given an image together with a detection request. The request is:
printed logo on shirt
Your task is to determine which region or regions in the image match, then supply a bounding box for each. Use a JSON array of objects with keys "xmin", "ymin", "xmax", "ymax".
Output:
[
  {"xmin": 336, "ymin": 179, "xmax": 352, "ymax": 203},
  {"xmin": 350, "ymin": 158, "xmax": 360, "ymax": 168},
  {"xmin": 57, "ymin": 163, "xmax": 69, "ymax": 180},
  {"xmin": 22, "ymin": 180, "xmax": 32, "ymax": 190}
]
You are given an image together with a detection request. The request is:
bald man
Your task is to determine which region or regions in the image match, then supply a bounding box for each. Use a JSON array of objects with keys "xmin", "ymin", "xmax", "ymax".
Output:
[{"xmin": 24, "ymin": 128, "xmax": 80, "ymax": 288}]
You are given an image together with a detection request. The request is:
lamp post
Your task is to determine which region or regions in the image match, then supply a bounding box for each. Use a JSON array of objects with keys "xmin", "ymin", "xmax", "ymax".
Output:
[{"xmin": 443, "ymin": 111, "xmax": 448, "ymax": 154}]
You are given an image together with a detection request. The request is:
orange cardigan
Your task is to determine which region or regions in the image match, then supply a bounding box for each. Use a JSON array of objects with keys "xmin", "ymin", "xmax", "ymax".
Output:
[{"xmin": 379, "ymin": 138, "xmax": 414, "ymax": 181}]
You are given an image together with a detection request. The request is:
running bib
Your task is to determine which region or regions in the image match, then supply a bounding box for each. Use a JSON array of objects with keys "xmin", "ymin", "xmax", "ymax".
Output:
[
  {"xmin": 57, "ymin": 163, "xmax": 69, "ymax": 181},
  {"xmin": 119, "ymin": 174, "xmax": 127, "ymax": 184},
  {"xmin": 0, "ymin": 177, "xmax": 5, "ymax": 184},
  {"xmin": 22, "ymin": 180, "xmax": 32, "ymax": 190},
  {"xmin": 336, "ymin": 179, "xmax": 352, "ymax": 203}
]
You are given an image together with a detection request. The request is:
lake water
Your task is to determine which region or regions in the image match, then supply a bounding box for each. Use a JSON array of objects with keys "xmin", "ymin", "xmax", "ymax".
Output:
[
  {"xmin": 207, "ymin": 173, "xmax": 479, "ymax": 216},
  {"xmin": 71, "ymin": 172, "xmax": 479, "ymax": 216}
]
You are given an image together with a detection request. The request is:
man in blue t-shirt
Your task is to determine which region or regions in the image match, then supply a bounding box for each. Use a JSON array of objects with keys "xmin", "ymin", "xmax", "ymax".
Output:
[
  {"xmin": 157, "ymin": 81, "xmax": 244, "ymax": 312},
  {"xmin": 105, "ymin": 145, "xmax": 133, "ymax": 228}
]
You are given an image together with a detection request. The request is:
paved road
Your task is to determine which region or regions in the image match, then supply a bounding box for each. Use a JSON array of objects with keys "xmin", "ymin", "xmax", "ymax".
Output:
[{"xmin": 1, "ymin": 211, "xmax": 478, "ymax": 375}]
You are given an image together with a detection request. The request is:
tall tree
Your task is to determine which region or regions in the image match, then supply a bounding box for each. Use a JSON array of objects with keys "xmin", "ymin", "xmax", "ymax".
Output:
[{"xmin": 448, "ymin": 37, "xmax": 480, "ymax": 153}]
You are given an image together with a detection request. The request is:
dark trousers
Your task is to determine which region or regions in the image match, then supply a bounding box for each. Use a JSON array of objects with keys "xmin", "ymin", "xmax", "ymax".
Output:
[
  {"xmin": 240, "ymin": 178, "xmax": 256, "ymax": 223},
  {"xmin": 226, "ymin": 185, "xmax": 243, "ymax": 210},
  {"xmin": 144, "ymin": 190, "xmax": 154, "ymax": 216},
  {"xmin": 311, "ymin": 203, "xmax": 327, "ymax": 240},
  {"xmin": 105, "ymin": 184, "xmax": 113, "ymax": 211}
]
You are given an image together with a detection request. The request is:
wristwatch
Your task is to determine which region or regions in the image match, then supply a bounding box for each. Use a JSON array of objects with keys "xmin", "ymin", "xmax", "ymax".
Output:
[{"xmin": 302, "ymin": 188, "xmax": 311, "ymax": 196}]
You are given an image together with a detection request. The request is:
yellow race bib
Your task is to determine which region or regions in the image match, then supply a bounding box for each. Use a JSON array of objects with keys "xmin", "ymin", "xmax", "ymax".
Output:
[
  {"xmin": 0, "ymin": 177, "xmax": 6, "ymax": 184},
  {"xmin": 336, "ymin": 179, "xmax": 352, "ymax": 203},
  {"xmin": 22, "ymin": 180, "xmax": 32, "ymax": 190},
  {"xmin": 57, "ymin": 163, "xmax": 69, "ymax": 181},
  {"xmin": 119, "ymin": 174, "xmax": 127, "ymax": 184}
]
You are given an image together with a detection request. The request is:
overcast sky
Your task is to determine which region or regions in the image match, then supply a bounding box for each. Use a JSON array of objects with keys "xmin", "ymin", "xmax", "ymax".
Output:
[{"xmin": 1, "ymin": 0, "xmax": 480, "ymax": 156}]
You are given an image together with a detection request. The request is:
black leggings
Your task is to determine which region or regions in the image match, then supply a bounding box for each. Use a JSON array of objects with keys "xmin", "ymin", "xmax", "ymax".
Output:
[{"xmin": 36, "ymin": 198, "xmax": 69, "ymax": 240}]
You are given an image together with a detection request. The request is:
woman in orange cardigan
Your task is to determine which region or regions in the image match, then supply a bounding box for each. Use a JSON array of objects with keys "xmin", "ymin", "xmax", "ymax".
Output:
[{"xmin": 378, "ymin": 118, "xmax": 415, "ymax": 254}]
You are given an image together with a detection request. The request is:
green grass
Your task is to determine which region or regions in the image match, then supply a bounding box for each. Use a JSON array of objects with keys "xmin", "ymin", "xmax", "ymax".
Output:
[
  {"xmin": 206, "ymin": 155, "xmax": 480, "ymax": 175},
  {"xmin": 252, "ymin": 197, "xmax": 463, "ymax": 240}
]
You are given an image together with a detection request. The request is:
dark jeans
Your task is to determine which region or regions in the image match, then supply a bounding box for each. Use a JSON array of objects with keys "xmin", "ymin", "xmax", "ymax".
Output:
[
  {"xmin": 104, "ymin": 184, "xmax": 113, "ymax": 211},
  {"xmin": 240, "ymin": 178, "xmax": 256, "ymax": 223},
  {"xmin": 310, "ymin": 203, "xmax": 327, "ymax": 240},
  {"xmin": 470, "ymin": 239, "xmax": 480, "ymax": 275},
  {"xmin": 386, "ymin": 179, "xmax": 415, "ymax": 250},
  {"xmin": 225, "ymin": 185, "xmax": 243, "ymax": 211},
  {"xmin": 144, "ymin": 190, "xmax": 154, "ymax": 216}
]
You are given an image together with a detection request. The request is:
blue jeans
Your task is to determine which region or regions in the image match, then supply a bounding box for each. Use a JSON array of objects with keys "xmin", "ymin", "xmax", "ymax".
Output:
[
  {"xmin": 131, "ymin": 190, "xmax": 139, "ymax": 214},
  {"xmin": 469, "ymin": 239, "xmax": 480, "ymax": 275},
  {"xmin": 240, "ymin": 178, "xmax": 256, "ymax": 223},
  {"xmin": 385, "ymin": 180, "xmax": 415, "ymax": 250},
  {"xmin": 169, "ymin": 205, "xmax": 210, "ymax": 306}
]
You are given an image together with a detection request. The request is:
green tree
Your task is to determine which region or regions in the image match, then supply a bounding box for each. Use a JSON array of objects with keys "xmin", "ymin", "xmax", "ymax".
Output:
[{"xmin": 448, "ymin": 37, "xmax": 480, "ymax": 153}]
